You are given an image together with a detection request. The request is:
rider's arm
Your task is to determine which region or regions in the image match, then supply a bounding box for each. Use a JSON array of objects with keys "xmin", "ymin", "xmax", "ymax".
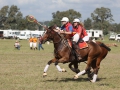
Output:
[{"xmin": 60, "ymin": 25, "xmax": 73, "ymax": 34}]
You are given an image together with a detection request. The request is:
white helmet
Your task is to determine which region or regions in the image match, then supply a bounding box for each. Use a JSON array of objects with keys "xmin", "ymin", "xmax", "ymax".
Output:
[
  {"xmin": 61, "ymin": 17, "xmax": 69, "ymax": 22},
  {"xmin": 73, "ymin": 18, "xmax": 80, "ymax": 23}
]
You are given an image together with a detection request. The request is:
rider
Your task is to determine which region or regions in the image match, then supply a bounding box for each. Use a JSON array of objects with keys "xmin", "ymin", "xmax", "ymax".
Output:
[
  {"xmin": 59, "ymin": 17, "xmax": 82, "ymax": 60},
  {"xmin": 72, "ymin": 19, "xmax": 89, "ymax": 42},
  {"xmin": 60, "ymin": 17, "xmax": 73, "ymax": 38},
  {"xmin": 72, "ymin": 18, "xmax": 89, "ymax": 60}
]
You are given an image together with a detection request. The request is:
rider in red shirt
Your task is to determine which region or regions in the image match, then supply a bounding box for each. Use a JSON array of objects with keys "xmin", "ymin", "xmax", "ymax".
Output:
[
  {"xmin": 60, "ymin": 17, "xmax": 73, "ymax": 38},
  {"xmin": 72, "ymin": 18, "xmax": 89, "ymax": 60},
  {"xmin": 73, "ymin": 18, "xmax": 89, "ymax": 42},
  {"xmin": 54, "ymin": 17, "xmax": 74, "ymax": 38},
  {"xmin": 58, "ymin": 17, "xmax": 81, "ymax": 60}
]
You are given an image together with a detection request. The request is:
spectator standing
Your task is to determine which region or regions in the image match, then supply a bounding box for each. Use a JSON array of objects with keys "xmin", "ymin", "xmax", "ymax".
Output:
[
  {"xmin": 38, "ymin": 35, "xmax": 44, "ymax": 50},
  {"xmin": 32, "ymin": 35, "xmax": 38, "ymax": 50},
  {"xmin": 29, "ymin": 36, "xmax": 33, "ymax": 50}
]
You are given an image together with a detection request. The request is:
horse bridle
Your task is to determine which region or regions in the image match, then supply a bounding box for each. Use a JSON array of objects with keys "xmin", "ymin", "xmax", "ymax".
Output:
[{"xmin": 47, "ymin": 29, "xmax": 62, "ymax": 44}]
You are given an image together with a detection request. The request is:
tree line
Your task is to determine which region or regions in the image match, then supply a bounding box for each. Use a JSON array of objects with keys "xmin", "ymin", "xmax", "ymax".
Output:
[{"xmin": 0, "ymin": 5, "xmax": 120, "ymax": 35}]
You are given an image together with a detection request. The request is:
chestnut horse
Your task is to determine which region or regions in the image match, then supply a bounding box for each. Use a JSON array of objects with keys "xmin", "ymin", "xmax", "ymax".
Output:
[{"xmin": 41, "ymin": 25, "xmax": 104, "ymax": 82}]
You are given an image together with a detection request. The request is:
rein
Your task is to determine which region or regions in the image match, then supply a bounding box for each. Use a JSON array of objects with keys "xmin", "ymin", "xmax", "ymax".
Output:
[
  {"xmin": 51, "ymin": 31, "xmax": 71, "ymax": 53},
  {"xmin": 53, "ymin": 34, "xmax": 62, "ymax": 44}
]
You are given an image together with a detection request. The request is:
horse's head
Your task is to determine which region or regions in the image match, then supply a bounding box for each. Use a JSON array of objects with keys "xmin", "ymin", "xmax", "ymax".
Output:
[{"xmin": 41, "ymin": 25, "xmax": 60, "ymax": 44}]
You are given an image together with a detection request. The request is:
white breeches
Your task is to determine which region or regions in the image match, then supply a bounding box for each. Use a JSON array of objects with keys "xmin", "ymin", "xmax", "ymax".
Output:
[
  {"xmin": 33, "ymin": 43, "xmax": 37, "ymax": 48},
  {"xmin": 83, "ymin": 36, "xmax": 89, "ymax": 41},
  {"xmin": 73, "ymin": 33, "xmax": 79, "ymax": 43},
  {"xmin": 30, "ymin": 42, "xmax": 33, "ymax": 47}
]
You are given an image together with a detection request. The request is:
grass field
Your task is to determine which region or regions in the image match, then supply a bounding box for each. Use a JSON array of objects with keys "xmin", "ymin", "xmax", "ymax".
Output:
[{"xmin": 0, "ymin": 37, "xmax": 120, "ymax": 90}]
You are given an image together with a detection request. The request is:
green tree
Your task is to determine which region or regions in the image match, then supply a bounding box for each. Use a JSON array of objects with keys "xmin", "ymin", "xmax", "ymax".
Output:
[
  {"xmin": 50, "ymin": 9, "xmax": 81, "ymax": 26},
  {"xmin": 91, "ymin": 7, "xmax": 114, "ymax": 30},
  {"xmin": 15, "ymin": 11, "xmax": 23, "ymax": 29},
  {"xmin": 84, "ymin": 18, "xmax": 92, "ymax": 30},
  {"xmin": 116, "ymin": 23, "xmax": 120, "ymax": 33},
  {"xmin": 7, "ymin": 5, "xmax": 20, "ymax": 29},
  {"xmin": 0, "ymin": 6, "xmax": 9, "ymax": 29}
]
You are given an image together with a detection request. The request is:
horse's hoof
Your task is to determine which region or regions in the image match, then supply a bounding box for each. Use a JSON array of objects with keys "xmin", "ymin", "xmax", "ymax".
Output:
[
  {"xmin": 90, "ymin": 80, "xmax": 95, "ymax": 83},
  {"xmin": 62, "ymin": 68, "xmax": 67, "ymax": 72},
  {"xmin": 43, "ymin": 73, "xmax": 47, "ymax": 77},
  {"xmin": 74, "ymin": 75, "xmax": 78, "ymax": 79}
]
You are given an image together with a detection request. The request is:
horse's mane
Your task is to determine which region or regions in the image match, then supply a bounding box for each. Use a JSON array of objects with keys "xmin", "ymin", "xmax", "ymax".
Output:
[{"xmin": 48, "ymin": 25, "xmax": 56, "ymax": 30}]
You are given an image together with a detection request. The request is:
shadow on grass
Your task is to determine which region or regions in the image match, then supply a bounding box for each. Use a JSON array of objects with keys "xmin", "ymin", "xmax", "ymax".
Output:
[{"xmin": 42, "ymin": 77, "xmax": 107, "ymax": 82}]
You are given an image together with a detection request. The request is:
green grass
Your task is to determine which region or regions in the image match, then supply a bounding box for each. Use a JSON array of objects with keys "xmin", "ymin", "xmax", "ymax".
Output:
[{"xmin": 0, "ymin": 38, "xmax": 120, "ymax": 90}]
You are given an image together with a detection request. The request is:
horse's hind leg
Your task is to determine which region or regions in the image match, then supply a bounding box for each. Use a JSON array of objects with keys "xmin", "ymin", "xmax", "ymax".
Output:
[
  {"xmin": 74, "ymin": 57, "xmax": 92, "ymax": 79},
  {"xmin": 69, "ymin": 62, "xmax": 80, "ymax": 73},
  {"xmin": 90, "ymin": 58, "xmax": 101, "ymax": 82}
]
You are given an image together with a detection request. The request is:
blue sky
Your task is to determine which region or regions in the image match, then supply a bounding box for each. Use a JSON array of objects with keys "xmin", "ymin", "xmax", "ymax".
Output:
[{"xmin": 0, "ymin": 0, "xmax": 120, "ymax": 23}]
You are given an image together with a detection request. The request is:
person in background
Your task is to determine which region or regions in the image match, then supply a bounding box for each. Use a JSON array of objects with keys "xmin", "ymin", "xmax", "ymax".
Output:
[
  {"xmin": 14, "ymin": 40, "xmax": 20, "ymax": 50},
  {"xmin": 29, "ymin": 36, "xmax": 33, "ymax": 50},
  {"xmin": 32, "ymin": 35, "xmax": 38, "ymax": 50},
  {"xmin": 38, "ymin": 35, "xmax": 44, "ymax": 50}
]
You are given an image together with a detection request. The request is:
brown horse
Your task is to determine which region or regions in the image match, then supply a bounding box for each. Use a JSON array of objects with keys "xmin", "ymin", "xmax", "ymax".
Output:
[{"xmin": 41, "ymin": 25, "xmax": 104, "ymax": 82}]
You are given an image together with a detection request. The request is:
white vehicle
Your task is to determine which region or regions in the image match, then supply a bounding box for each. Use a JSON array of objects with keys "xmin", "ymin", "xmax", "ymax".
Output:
[
  {"xmin": 31, "ymin": 30, "xmax": 44, "ymax": 38},
  {"xmin": 86, "ymin": 29, "xmax": 103, "ymax": 40},
  {"xmin": 39, "ymin": 31, "xmax": 45, "ymax": 36},
  {"xmin": 17, "ymin": 34, "xmax": 30, "ymax": 40},
  {"xmin": 0, "ymin": 29, "xmax": 14, "ymax": 39},
  {"xmin": 11, "ymin": 30, "xmax": 20, "ymax": 38},
  {"xmin": 109, "ymin": 35, "xmax": 115, "ymax": 40},
  {"xmin": 17, "ymin": 30, "xmax": 31, "ymax": 40},
  {"xmin": 115, "ymin": 34, "xmax": 120, "ymax": 42}
]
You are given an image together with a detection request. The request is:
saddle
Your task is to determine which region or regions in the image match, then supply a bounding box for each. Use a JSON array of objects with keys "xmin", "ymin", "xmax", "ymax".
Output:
[{"xmin": 67, "ymin": 39, "xmax": 88, "ymax": 49}]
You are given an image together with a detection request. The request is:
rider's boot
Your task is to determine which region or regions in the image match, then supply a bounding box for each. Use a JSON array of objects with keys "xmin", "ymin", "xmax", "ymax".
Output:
[{"xmin": 72, "ymin": 41, "xmax": 82, "ymax": 60}]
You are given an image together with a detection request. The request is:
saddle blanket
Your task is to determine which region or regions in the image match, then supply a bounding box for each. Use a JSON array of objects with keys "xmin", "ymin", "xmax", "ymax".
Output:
[
  {"xmin": 67, "ymin": 39, "xmax": 88, "ymax": 49},
  {"xmin": 78, "ymin": 41, "xmax": 88, "ymax": 49}
]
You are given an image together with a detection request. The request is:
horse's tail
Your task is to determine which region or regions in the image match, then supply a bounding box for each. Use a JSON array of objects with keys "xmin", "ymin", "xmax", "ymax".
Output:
[{"xmin": 100, "ymin": 43, "xmax": 111, "ymax": 51}]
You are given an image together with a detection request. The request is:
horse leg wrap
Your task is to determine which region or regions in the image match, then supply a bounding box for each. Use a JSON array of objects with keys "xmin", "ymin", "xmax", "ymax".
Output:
[
  {"xmin": 56, "ymin": 65, "xmax": 62, "ymax": 72},
  {"xmin": 92, "ymin": 74, "xmax": 97, "ymax": 82},
  {"xmin": 44, "ymin": 64, "xmax": 49, "ymax": 72},
  {"xmin": 77, "ymin": 70, "xmax": 86, "ymax": 76}
]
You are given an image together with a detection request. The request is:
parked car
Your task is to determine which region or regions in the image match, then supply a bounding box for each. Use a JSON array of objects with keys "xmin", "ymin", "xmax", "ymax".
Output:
[
  {"xmin": 109, "ymin": 35, "xmax": 115, "ymax": 40},
  {"xmin": 115, "ymin": 34, "xmax": 120, "ymax": 42},
  {"xmin": 17, "ymin": 34, "xmax": 30, "ymax": 40}
]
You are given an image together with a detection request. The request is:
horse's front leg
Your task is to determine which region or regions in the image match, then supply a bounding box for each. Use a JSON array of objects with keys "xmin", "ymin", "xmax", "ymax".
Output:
[
  {"xmin": 43, "ymin": 58, "xmax": 57, "ymax": 77},
  {"xmin": 43, "ymin": 58, "xmax": 65, "ymax": 77},
  {"xmin": 55, "ymin": 60, "xmax": 67, "ymax": 72},
  {"xmin": 55, "ymin": 57, "xmax": 70, "ymax": 72}
]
